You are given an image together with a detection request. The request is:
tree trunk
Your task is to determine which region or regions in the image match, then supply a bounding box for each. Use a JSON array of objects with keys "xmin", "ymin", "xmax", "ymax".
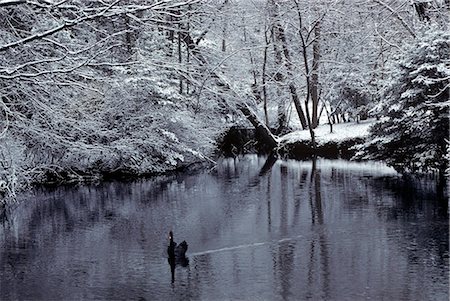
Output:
[
  {"xmin": 269, "ymin": 0, "xmax": 308, "ymax": 130},
  {"xmin": 186, "ymin": 5, "xmax": 191, "ymax": 95},
  {"xmin": 178, "ymin": 24, "xmax": 183, "ymax": 94},
  {"xmin": 262, "ymin": 25, "xmax": 269, "ymax": 126},
  {"xmin": 321, "ymin": 100, "xmax": 333, "ymax": 133},
  {"xmin": 237, "ymin": 104, "xmax": 278, "ymax": 149},
  {"xmin": 293, "ymin": 0, "xmax": 318, "ymax": 146},
  {"xmin": 271, "ymin": 24, "xmax": 288, "ymax": 132},
  {"xmin": 311, "ymin": 22, "xmax": 320, "ymax": 128},
  {"xmin": 414, "ymin": 2, "xmax": 430, "ymax": 21},
  {"xmin": 244, "ymin": 16, "xmax": 260, "ymax": 103},
  {"xmin": 289, "ymin": 84, "xmax": 308, "ymax": 130},
  {"xmin": 221, "ymin": 0, "xmax": 229, "ymax": 52},
  {"xmin": 274, "ymin": 18, "xmax": 308, "ymax": 130}
]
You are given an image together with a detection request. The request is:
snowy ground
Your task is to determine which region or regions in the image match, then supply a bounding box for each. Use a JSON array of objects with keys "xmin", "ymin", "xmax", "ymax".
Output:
[{"xmin": 279, "ymin": 119, "xmax": 377, "ymax": 145}]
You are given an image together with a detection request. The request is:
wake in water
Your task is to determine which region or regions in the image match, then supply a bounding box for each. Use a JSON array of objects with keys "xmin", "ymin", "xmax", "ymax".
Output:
[{"xmin": 189, "ymin": 234, "xmax": 303, "ymax": 257}]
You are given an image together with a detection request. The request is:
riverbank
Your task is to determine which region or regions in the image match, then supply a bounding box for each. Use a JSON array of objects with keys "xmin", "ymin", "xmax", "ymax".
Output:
[
  {"xmin": 278, "ymin": 119, "xmax": 375, "ymax": 159},
  {"xmin": 0, "ymin": 119, "xmax": 376, "ymax": 202},
  {"xmin": 221, "ymin": 119, "xmax": 376, "ymax": 159}
]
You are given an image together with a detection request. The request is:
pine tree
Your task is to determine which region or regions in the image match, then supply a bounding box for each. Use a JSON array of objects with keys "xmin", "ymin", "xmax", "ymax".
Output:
[{"xmin": 358, "ymin": 28, "xmax": 449, "ymax": 174}]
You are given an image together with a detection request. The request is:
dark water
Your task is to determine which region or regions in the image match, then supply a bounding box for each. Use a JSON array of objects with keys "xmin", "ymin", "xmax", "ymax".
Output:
[{"xmin": 0, "ymin": 155, "xmax": 448, "ymax": 300}]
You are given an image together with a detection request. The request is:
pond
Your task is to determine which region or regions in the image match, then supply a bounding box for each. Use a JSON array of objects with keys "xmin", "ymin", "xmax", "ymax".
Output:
[{"xmin": 0, "ymin": 155, "xmax": 448, "ymax": 300}]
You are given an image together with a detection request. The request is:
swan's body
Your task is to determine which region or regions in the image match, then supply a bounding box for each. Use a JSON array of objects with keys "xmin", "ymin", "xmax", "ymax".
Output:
[{"xmin": 167, "ymin": 231, "xmax": 188, "ymax": 259}]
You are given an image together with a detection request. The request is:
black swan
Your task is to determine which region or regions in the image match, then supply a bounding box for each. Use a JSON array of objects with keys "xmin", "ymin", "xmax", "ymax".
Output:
[
  {"xmin": 167, "ymin": 231, "xmax": 188, "ymax": 259},
  {"xmin": 167, "ymin": 231, "xmax": 189, "ymax": 283}
]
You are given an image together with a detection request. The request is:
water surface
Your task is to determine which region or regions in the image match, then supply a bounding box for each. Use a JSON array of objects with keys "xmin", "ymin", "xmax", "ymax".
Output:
[{"xmin": 0, "ymin": 155, "xmax": 448, "ymax": 300}]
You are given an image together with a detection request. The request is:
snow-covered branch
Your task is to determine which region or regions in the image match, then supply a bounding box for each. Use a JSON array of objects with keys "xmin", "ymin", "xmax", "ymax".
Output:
[
  {"xmin": 372, "ymin": 0, "xmax": 416, "ymax": 38},
  {"xmin": 0, "ymin": 0, "xmax": 25, "ymax": 7},
  {"xmin": 0, "ymin": 0, "xmax": 121, "ymax": 52}
]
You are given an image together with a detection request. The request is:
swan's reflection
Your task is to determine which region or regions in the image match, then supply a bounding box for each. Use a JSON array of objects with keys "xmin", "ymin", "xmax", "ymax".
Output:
[{"xmin": 168, "ymin": 256, "xmax": 189, "ymax": 283}]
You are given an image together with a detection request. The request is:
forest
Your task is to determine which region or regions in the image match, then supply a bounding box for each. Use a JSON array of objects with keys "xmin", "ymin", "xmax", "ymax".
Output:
[{"xmin": 0, "ymin": 0, "xmax": 448, "ymax": 200}]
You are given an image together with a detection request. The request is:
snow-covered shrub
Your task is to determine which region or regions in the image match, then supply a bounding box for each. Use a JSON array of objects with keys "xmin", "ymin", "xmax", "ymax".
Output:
[{"xmin": 97, "ymin": 70, "xmax": 222, "ymax": 175}]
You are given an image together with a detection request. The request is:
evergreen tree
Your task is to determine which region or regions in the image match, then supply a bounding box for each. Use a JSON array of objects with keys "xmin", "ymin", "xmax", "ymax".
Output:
[{"xmin": 357, "ymin": 28, "xmax": 449, "ymax": 174}]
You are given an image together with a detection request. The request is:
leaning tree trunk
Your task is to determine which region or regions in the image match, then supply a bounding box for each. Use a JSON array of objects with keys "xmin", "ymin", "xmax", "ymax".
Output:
[
  {"xmin": 180, "ymin": 31, "xmax": 279, "ymax": 150},
  {"xmin": 237, "ymin": 103, "xmax": 278, "ymax": 149}
]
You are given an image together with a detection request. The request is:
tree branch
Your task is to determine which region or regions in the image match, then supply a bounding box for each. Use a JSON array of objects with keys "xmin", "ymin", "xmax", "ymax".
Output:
[
  {"xmin": 0, "ymin": 0, "xmax": 121, "ymax": 52},
  {"xmin": 372, "ymin": 0, "xmax": 416, "ymax": 38},
  {"xmin": 0, "ymin": 0, "xmax": 25, "ymax": 7}
]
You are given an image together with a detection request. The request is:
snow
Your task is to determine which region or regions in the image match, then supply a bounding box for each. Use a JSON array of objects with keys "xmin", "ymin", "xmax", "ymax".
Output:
[
  {"xmin": 279, "ymin": 119, "xmax": 376, "ymax": 145},
  {"xmin": 280, "ymin": 158, "xmax": 398, "ymax": 176}
]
